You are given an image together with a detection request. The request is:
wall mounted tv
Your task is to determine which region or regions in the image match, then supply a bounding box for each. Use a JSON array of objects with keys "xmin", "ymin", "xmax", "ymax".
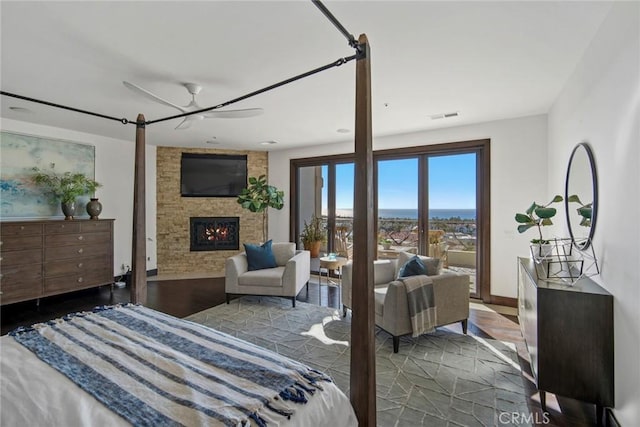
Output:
[{"xmin": 180, "ymin": 153, "xmax": 248, "ymax": 197}]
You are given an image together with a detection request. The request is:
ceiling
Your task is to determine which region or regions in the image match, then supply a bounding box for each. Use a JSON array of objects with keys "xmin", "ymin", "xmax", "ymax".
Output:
[{"xmin": 1, "ymin": 1, "xmax": 612, "ymax": 151}]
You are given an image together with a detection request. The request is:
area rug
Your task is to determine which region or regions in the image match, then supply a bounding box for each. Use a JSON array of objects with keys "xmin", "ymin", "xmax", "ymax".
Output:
[{"xmin": 185, "ymin": 296, "xmax": 531, "ymax": 426}]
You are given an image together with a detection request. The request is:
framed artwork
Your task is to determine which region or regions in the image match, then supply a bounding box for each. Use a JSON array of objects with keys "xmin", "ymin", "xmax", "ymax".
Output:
[{"xmin": 0, "ymin": 131, "xmax": 96, "ymax": 219}]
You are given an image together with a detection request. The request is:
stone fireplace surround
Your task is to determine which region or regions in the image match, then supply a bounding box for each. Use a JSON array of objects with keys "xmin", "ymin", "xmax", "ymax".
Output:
[{"xmin": 156, "ymin": 147, "xmax": 267, "ymax": 275}]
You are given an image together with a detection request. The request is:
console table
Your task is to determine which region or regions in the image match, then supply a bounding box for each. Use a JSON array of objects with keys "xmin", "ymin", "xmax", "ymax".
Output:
[
  {"xmin": 517, "ymin": 257, "xmax": 614, "ymax": 424},
  {"xmin": 1, "ymin": 219, "xmax": 114, "ymax": 305}
]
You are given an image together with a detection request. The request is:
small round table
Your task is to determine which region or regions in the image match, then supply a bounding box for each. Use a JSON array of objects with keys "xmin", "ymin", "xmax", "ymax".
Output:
[{"xmin": 318, "ymin": 256, "xmax": 348, "ymax": 306}]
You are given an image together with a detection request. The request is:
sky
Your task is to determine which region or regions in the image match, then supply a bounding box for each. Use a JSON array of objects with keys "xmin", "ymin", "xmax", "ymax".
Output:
[{"xmin": 325, "ymin": 153, "xmax": 477, "ymax": 211}]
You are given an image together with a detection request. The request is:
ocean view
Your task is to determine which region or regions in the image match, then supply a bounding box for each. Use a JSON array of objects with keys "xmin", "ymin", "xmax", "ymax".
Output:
[{"xmin": 335, "ymin": 208, "xmax": 476, "ymax": 220}]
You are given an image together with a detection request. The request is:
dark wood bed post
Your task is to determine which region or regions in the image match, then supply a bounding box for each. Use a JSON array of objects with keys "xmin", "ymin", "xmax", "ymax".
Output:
[
  {"xmin": 350, "ymin": 33, "xmax": 376, "ymax": 426},
  {"xmin": 131, "ymin": 114, "xmax": 147, "ymax": 304}
]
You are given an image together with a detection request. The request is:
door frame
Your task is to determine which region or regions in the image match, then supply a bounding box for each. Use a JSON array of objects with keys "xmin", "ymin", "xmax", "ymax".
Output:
[{"xmin": 290, "ymin": 139, "xmax": 491, "ymax": 302}]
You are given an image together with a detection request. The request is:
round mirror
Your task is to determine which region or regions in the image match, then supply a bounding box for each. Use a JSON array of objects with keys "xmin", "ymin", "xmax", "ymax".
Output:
[{"xmin": 564, "ymin": 142, "xmax": 597, "ymax": 250}]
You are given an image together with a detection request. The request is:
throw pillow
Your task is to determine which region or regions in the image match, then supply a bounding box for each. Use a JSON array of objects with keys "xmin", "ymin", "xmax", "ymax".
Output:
[
  {"xmin": 244, "ymin": 240, "xmax": 277, "ymax": 271},
  {"xmin": 397, "ymin": 251, "xmax": 443, "ymax": 276},
  {"xmin": 398, "ymin": 255, "xmax": 427, "ymax": 278}
]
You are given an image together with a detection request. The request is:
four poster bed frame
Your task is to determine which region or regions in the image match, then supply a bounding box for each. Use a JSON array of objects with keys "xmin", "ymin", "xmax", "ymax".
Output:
[{"xmin": 1, "ymin": 1, "xmax": 377, "ymax": 424}]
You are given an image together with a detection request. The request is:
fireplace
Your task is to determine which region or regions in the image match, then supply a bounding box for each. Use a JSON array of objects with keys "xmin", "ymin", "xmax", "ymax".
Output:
[{"xmin": 190, "ymin": 217, "xmax": 239, "ymax": 251}]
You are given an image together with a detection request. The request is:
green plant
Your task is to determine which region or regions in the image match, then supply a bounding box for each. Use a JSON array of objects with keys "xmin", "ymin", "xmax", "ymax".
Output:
[
  {"xmin": 31, "ymin": 164, "xmax": 101, "ymax": 204},
  {"xmin": 236, "ymin": 174, "xmax": 284, "ymax": 242},
  {"xmin": 300, "ymin": 214, "xmax": 327, "ymax": 246},
  {"xmin": 567, "ymin": 194, "xmax": 592, "ymax": 227},
  {"xmin": 515, "ymin": 195, "xmax": 563, "ymax": 244}
]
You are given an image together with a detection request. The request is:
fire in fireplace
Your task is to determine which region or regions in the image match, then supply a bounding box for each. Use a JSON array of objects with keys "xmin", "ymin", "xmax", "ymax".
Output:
[{"xmin": 190, "ymin": 217, "xmax": 239, "ymax": 251}]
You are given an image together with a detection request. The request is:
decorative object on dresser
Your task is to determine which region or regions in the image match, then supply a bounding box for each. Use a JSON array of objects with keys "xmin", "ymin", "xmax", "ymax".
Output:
[
  {"xmin": 0, "ymin": 219, "xmax": 114, "ymax": 305},
  {"xmin": 518, "ymin": 257, "xmax": 613, "ymax": 425},
  {"xmin": 85, "ymin": 198, "xmax": 103, "ymax": 220},
  {"xmin": 31, "ymin": 164, "xmax": 101, "ymax": 220},
  {"xmin": 514, "ymin": 195, "xmax": 563, "ymax": 260}
]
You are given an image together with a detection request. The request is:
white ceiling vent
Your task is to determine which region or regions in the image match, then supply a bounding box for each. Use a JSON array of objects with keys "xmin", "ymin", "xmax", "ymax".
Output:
[{"xmin": 429, "ymin": 111, "xmax": 460, "ymax": 120}]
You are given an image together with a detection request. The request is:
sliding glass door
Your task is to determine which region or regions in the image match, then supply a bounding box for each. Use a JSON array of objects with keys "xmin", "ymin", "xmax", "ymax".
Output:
[{"xmin": 292, "ymin": 139, "xmax": 489, "ymax": 301}]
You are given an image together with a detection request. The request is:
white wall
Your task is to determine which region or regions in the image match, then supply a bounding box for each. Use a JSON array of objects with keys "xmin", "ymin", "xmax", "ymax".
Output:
[
  {"xmin": 269, "ymin": 114, "xmax": 548, "ymax": 298},
  {"xmin": 0, "ymin": 118, "xmax": 158, "ymax": 276},
  {"xmin": 548, "ymin": 2, "xmax": 639, "ymax": 424}
]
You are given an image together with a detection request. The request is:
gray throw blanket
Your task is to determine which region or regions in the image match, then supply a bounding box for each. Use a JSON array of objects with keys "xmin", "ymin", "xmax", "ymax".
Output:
[{"xmin": 400, "ymin": 275, "xmax": 437, "ymax": 337}]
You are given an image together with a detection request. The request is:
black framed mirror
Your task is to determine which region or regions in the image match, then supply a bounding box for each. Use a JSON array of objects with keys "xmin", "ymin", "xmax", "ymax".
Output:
[{"xmin": 565, "ymin": 142, "xmax": 598, "ymax": 250}]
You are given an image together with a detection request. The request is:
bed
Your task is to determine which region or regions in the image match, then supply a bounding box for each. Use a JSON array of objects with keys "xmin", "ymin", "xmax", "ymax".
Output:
[{"xmin": 1, "ymin": 304, "xmax": 357, "ymax": 426}]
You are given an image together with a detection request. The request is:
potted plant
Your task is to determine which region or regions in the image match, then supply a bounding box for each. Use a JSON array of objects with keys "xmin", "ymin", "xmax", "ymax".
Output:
[
  {"xmin": 515, "ymin": 195, "xmax": 563, "ymax": 258},
  {"xmin": 236, "ymin": 174, "xmax": 284, "ymax": 243},
  {"xmin": 31, "ymin": 164, "xmax": 101, "ymax": 220},
  {"xmin": 300, "ymin": 214, "xmax": 326, "ymax": 258},
  {"xmin": 379, "ymin": 237, "xmax": 393, "ymax": 250}
]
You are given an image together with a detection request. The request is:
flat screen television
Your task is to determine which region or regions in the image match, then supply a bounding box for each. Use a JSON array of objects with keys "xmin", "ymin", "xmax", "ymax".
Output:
[{"xmin": 180, "ymin": 153, "xmax": 247, "ymax": 197}]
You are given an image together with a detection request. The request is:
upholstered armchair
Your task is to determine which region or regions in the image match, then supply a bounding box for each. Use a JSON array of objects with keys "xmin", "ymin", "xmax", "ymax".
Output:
[
  {"xmin": 225, "ymin": 242, "xmax": 310, "ymax": 307},
  {"xmin": 341, "ymin": 253, "xmax": 470, "ymax": 352}
]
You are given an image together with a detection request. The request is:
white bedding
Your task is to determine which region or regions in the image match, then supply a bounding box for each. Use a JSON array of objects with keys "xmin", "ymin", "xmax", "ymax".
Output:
[{"xmin": 1, "ymin": 328, "xmax": 357, "ymax": 427}]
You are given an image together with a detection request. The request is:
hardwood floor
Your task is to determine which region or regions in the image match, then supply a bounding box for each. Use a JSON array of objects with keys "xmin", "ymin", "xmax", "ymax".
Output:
[{"xmin": 1, "ymin": 276, "xmax": 601, "ymax": 426}]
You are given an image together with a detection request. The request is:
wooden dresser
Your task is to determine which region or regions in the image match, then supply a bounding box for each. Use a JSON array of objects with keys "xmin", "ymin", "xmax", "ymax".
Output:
[
  {"xmin": 1, "ymin": 219, "xmax": 114, "ymax": 305},
  {"xmin": 517, "ymin": 257, "xmax": 614, "ymax": 423}
]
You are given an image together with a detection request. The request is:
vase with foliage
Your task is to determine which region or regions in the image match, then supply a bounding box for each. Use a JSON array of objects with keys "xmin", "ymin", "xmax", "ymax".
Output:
[
  {"xmin": 515, "ymin": 195, "xmax": 563, "ymax": 258},
  {"xmin": 32, "ymin": 165, "xmax": 101, "ymax": 220},
  {"xmin": 236, "ymin": 175, "xmax": 284, "ymax": 243},
  {"xmin": 300, "ymin": 214, "xmax": 327, "ymax": 258}
]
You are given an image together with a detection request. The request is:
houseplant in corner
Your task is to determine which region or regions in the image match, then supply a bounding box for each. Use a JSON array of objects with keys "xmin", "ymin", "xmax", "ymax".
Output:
[
  {"xmin": 31, "ymin": 164, "xmax": 101, "ymax": 220},
  {"xmin": 300, "ymin": 214, "xmax": 326, "ymax": 258},
  {"xmin": 236, "ymin": 174, "xmax": 284, "ymax": 243},
  {"xmin": 515, "ymin": 195, "xmax": 563, "ymax": 259}
]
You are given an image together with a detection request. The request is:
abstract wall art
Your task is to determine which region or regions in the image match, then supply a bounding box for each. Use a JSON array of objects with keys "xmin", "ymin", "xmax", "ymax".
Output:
[{"xmin": 0, "ymin": 131, "xmax": 96, "ymax": 219}]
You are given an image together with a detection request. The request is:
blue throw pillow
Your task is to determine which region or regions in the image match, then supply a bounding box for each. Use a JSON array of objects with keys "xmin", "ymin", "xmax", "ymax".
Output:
[
  {"xmin": 244, "ymin": 240, "xmax": 277, "ymax": 271},
  {"xmin": 398, "ymin": 255, "xmax": 427, "ymax": 278}
]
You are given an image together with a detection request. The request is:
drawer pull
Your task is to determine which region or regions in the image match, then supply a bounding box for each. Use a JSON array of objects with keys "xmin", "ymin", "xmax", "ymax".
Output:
[
  {"xmin": 77, "ymin": 263, "xmax": 83, "ymax": 268},
  {"xmin": 78, "ymin": 248, "xmax": 84, "ymax": 254},
  {"xmin": 77, "ymin": 277, "xmax": 83, "ymax": 283},
  {"xmin": 78, "ymin": 236, "xmax": 84, "ymax": 241}
]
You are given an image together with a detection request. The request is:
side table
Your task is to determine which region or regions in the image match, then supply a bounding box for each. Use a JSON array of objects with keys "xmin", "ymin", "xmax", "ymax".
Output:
[{"xmin": 318, "ymin": 256, "xmax": 348, "ymax": 306}]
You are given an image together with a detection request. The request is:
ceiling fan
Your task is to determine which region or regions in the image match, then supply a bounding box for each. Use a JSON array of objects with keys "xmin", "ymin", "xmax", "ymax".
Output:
[{"xmin": 123, "ymin": 81, "xmax": 263, "ymax": 130}]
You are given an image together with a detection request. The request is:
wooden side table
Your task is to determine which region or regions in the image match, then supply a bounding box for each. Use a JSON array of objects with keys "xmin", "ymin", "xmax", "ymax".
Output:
[{"xmin": 318, "ymin": 256, "xmax": 348, "ymax": 306}]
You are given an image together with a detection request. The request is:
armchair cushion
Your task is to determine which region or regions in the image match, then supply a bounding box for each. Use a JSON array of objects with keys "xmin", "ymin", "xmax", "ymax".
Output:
[
  {"xmin": 272, "ymin": 242, "xmax": 296, "ymax": 266},
  {"xmin": 244, "ymin": 240, "xmax": 277, "ymax": 271}
]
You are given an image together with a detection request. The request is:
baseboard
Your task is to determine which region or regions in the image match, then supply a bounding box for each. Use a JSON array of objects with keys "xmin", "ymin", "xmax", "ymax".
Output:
[
  {"xmin": 113, "ymin": 269, "xmax": 158, "ymax": 283},
  {"xmin": 489, "ymin": 295, "xmax": 517, "ymax": 308}
]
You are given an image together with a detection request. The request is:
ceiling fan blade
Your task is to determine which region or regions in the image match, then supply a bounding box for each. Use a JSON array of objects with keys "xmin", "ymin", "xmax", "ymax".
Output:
[
  {"xmin": 174, "ymin": 115, "xmax": 204, "ymax": 130},
  {"xmin": 123, "ymin": 81, "xmax": 188, "ymax": 113},
  {"xmin": 202, "ymin": 108, "xmax": 264, "ymax": 119}
]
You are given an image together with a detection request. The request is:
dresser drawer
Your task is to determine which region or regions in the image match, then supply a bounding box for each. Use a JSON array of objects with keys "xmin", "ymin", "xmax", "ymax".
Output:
[
  {"xmin": 45, "ymin": 256, "xmax": 110, "ymax": 278},
  {"xmin": 0, "ymin": 266, "xmax": 43, "ymax": 304},
  {"xmin": 80, "ymin": 221, "xmax": 112, "ymax": 233},
  {"xmin": 1, "ymin": 248, "xmax": 42, "ymax": 266},
  {"xmin": 0, "ymin": 223, "xmax": 43, "ymax": 236},
  {"xmin": 1, "ymin": 235, "xmax": 43, "ymax": 251},
  {"xmin": 44, "ymin": 222, "xmax": 81, "ymax": 234},
  {"xmin": 45, "ymin": 231, "xmax": 111, "ymax": 247},
  {"xmin": 44, "ymin": 268, "xmax": 112, "ymax": 294},
  {"xmin": 44, "ymin": 243, "xmax": 110, "ymax": 261}
]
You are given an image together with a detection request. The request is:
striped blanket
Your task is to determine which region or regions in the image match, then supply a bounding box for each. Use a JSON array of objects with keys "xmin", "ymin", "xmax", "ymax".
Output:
[
  {"xmin": 9, "ymin": 304, "xmax": 331, "ymax": 427},
  {"xmin": 400, "ymin": 275, "xmax": 437, "ymax": 337}
]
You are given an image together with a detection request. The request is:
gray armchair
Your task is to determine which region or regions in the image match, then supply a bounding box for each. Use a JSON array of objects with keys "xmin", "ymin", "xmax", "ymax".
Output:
[
  {"xmin": 225, "ymin": 242, "xmax": 311, "ymax": 307},
  {"xmin": 341, "ymin": 253, "xmax": 470, "ymax": 352}
]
